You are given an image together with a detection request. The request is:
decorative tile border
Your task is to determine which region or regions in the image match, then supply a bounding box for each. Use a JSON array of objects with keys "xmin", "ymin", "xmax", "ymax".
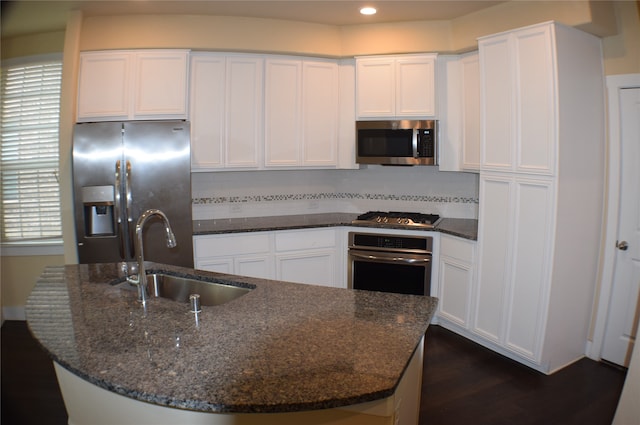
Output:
[{"xmin": 193, "ymin": 192, "xmax": 478, "ymax": 205}]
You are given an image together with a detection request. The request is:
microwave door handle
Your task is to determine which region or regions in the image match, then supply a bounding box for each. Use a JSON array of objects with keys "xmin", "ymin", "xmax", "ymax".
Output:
[
  {"xmin": 350, "ymin": 252, "xmax": 431, "ymax": 265},
  {"xmin": 412, "ymin": 128, "xmax": 419, "ymax": 158}
]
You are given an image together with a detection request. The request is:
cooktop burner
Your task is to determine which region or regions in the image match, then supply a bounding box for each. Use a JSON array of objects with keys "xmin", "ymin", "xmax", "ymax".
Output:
[{"xmin": 352, "ymin": 211, "xmax": 441, "ymax": 229}]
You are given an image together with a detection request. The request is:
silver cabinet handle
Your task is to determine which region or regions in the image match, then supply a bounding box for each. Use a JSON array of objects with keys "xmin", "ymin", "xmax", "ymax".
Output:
[{"xmin": 617, "ymin": 241, "xmax": 629, "ymax": 251}]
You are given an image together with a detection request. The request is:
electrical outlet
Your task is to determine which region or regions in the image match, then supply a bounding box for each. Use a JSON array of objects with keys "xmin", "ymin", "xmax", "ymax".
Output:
[{"xmin": 230, "ymin": 204, "xmax": 242, "ymax": 214}]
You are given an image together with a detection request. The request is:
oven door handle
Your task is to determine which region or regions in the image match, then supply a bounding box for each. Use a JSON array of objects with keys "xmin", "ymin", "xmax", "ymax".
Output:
[{"xmin": 350, "ymin": 252, "xmax": 431, "ymax": 265}]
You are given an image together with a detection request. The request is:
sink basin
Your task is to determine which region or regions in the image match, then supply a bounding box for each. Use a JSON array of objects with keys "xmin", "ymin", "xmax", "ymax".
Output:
[{"xmin": 118, "ymin": 273, "xmax": 252, "ymax": 306}]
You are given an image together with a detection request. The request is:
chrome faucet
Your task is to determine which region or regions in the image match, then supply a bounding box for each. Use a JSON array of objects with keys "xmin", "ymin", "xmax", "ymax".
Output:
[{"xmin": 127, "ymin": 209, "xmax": 177, "ymax": 305}]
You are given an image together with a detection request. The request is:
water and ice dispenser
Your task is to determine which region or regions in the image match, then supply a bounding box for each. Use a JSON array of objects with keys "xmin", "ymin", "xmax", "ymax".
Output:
[{"xmin": 82, "ymin": 185, "xmax": 116, "ymax": 236}]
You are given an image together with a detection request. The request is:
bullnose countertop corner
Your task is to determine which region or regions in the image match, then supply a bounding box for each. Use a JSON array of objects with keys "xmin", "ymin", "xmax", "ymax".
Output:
[{"xmin": 26, "ymin": 263, "xmax": 438, "ymax": 414}]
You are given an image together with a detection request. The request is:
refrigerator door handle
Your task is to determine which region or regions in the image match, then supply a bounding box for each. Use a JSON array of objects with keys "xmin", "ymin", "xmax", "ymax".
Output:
[
  {"xmin": 125, "ymin": 160, "xmax": 135, "ymax": 254},
  {"xmin": 115, "ymin": 160, "xmax": 125, "ymax": 258}
]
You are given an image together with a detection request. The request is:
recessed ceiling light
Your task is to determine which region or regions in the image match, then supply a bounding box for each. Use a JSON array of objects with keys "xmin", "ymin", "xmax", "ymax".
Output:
[{"xmin": 360, "ymin": 7, "xmax": 377, "ymax": 16}]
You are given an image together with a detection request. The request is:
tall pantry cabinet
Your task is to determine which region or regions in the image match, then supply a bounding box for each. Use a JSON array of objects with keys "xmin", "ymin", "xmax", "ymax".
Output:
[{"xmin": 474, "ymin": 22, "xmax": 605, "ymax": 373}]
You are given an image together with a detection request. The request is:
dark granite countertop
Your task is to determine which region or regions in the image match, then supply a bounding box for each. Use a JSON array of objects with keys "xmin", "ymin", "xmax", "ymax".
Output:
[
  {"xmin": 194, "ymin": 213, "xmax": 478, "ymax": 240},
  {"xmin": 26, "ymin": 263, "xmax": 438, "ymax": 414}
]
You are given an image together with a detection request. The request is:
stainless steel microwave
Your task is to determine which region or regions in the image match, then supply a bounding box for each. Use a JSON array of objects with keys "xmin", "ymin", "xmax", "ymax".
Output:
[{"xmin": 356, "ymin": 120, "xmax": 438, "ymax": 166}]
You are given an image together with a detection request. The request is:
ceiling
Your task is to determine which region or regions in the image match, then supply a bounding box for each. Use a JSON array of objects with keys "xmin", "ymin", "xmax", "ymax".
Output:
[{"xmin": 1, "ymin": 0, "xmax": 504, "ymax": 38}]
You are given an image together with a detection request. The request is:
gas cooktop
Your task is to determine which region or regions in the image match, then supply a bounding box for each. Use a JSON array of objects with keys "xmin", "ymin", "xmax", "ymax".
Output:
[{"xmin": 352, "ymin": 211, "xmax": 441, "ymax": 229}]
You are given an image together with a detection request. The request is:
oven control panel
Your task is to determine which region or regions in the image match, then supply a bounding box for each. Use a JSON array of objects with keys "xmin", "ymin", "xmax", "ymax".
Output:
[{"xmin": 349, "ymin": 232, "xmax": 433, "ymax": 254}]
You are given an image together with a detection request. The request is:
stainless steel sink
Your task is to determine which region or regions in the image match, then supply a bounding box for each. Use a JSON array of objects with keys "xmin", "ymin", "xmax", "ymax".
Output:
[{"xmin": 118, "ymin": 273, "xmax": 252, "ymax": 306}]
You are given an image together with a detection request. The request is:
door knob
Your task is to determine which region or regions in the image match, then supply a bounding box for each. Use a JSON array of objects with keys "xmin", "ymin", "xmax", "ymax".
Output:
[{"xmin": 616, "ymin": 241, "xmax": 629, "ymax": 251}]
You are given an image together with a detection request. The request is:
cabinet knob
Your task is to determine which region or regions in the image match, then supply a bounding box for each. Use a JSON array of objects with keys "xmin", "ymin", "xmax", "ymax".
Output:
[{"xmin": 616, "ymin": 241, "xmax": 629, "ymax": 251}]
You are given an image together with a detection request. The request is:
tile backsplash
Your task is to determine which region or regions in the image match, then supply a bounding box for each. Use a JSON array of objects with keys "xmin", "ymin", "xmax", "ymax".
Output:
[{"xmin": 192, "ymin": 166, "xmax": 479, "ymax": 220}]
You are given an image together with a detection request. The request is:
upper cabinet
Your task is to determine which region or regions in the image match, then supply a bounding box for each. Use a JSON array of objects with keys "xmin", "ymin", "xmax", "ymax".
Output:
[
  {"xmin": 356, "ymin": 54, "xmax": 437, "ymax": 119},
  {"xmin": 479, "ymin": 25, "xmax": 556, "ymax": 175},
  {"xmin": 437, "ymin": 52, "xmax": 480, "ymax": 172},
  {"xmin": 190, "ymin": 53, "xmax": 263, "ymax": 170},
  {"xmin": 264, "ymin": 57, "xmax": 339, "ymax": 168},
  {"xmin": 191, "ymin": 53, "xmax": 342, "ymax": 171},
  {"xmin": 77, "ymin": 50, "xmax": 189, "ymax": 122}
]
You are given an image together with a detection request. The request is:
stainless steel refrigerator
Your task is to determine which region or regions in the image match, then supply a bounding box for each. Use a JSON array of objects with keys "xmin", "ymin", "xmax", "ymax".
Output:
[{"xmin": 72, "ymin": 121, "xmax": 193, "ymax": 267}]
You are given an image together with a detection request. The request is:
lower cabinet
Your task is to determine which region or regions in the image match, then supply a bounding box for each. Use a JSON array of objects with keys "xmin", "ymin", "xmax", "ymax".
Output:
[
  {"xmin": 274, "ymin": 229, "xmax": 340, "ymax": 287},
  {"xmin": 474, "ymin": 173, "xmax": 554, "ymax": 364},
  {"xmin": 194, "ymin": 228, "xmax": 344, "ymax": 288},
  {"xmin": 437, "ymin": 234, "xmax": 476, "ymax": 329},
  {"xmin": 193, "ymin": 232, "xmax": 273, "ymax": 279}
]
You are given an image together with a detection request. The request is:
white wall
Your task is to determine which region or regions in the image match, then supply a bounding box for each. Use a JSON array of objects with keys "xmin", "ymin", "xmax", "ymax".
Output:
[{"xmin": 192, "ymin": 167, "xmax": 479, "ymax": 220}]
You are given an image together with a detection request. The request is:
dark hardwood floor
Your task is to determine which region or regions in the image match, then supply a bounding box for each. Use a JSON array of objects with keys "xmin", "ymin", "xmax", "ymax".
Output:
[
  {"xmin": 1, "ymin": 321, "xmax": 627, "ymax": 425},
  {"xmin": 422, "ymin": 326, "xmax": 627, "ymax": 425}
]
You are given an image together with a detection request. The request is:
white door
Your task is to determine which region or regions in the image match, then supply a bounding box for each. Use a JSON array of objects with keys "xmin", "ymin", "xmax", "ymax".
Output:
[{"xmin": 601, "ymin": 86, "xmax": 640, "ymax": 366}]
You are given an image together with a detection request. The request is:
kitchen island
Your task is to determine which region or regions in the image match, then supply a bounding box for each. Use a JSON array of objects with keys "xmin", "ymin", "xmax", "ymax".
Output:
[{"xmin": 26, "ymin": 263, "xmax": 438, "ymax": 425}]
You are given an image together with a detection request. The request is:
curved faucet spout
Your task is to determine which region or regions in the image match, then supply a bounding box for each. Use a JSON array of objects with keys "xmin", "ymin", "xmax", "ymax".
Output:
[{"xmin": 127, "ymin": 209, "xmax": 177, "ymax": 305}]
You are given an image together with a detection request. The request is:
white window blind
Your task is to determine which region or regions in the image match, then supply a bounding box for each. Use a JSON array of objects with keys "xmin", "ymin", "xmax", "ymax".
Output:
[{"xmin": 1, "ymin": 58, "xmax": 63, "ymax": 242}]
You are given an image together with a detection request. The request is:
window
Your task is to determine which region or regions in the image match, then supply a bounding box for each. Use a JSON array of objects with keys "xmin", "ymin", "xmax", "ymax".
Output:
[{"xmin": 1, "ymin": 55, "xmax": 63, "ymax": 245}]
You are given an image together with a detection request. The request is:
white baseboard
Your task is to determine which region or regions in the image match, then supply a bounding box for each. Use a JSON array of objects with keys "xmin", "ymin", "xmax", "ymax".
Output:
[{"xmin": 2, "ymin": 306, "xmax": 26, "ymax": 321}]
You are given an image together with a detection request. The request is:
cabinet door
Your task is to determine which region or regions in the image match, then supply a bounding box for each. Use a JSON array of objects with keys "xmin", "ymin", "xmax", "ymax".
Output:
[
  {"xmin": 196, "ymin": 258, "xmax": 233, "ymax": 274},
  {"xmin": 276, "ymin": 250, "xmax": 337, "ymax": 287},
  {"xmin": 396, "ymin": 55, "xmax": 436, "ymax": 117},
  {"xmin": 225, "ymin": 56, "xmax": 263, "ymax": 168},
  {"xmin": 438, "ymin": 52, "xmax": 479, "ymax": 172},
  {"xmin": 77, "ymin": 52, "xmax": 132, "ymax": 121},
  {"xmin": 436, "ymin": 55, "xmax": 462, "ymax": 172},
  {"xmin": 474, "ymin": 174, "xmax": 513, "ymax": 343},
  {"xmin": 480, "ymin": 35, "xmax": 514, "ymax": 171},
  {"xmin": 302, "ymin": 60, "xmax": 338, "ymax": 166},
  {"xmin": 264, "ymin": 59, "xmax": 302, "ymax": 166},
  {"xmin": 235, "ymin": 255, "xmax": 273, "ymax": 279},
  {"xmin": 133, "ymin": 51, "xmax": 189, "ymax": 119},
  {"xmin": 356, "ymin": 58, "xmax": 395, "ymax": 118},
  {"xmin": 190, "ymin": 54, "xmax": 225, "ymax": 169},
  {"xmin": 274, "ymin": 228, "xmax": 339, "ymax": 287},
  {"xmin": 461, "ymin": 52, "xmax": 480, "ymax": 171},
  {"xmin": 475, "ymin": 174, "xmax": 553, "ymax": 360},
  {"xmin": 505, "ymin": 177, "xmax": 553, "ymax": 360},
  {"xmin": 513, "ymin": 26, "xmax": 556, "ymax": 175},
  {"xmin": 193, "ymin": 233, "xmax": 273, "ymax": 279},
  {"xmin": 438, "ymin": 235, "xmax": 476, "ymax": 328}
]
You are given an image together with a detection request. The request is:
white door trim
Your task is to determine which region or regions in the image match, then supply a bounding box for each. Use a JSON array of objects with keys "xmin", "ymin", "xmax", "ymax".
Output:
[{"xmin": 589, "ymin": 73, "xmax": 640, "ymax": 361}]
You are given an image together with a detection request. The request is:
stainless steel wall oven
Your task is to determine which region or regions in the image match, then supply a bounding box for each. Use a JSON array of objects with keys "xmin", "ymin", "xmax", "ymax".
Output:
[{"xmin": 348, "ymin": 231, "xmax": 433, "ymax": 296}]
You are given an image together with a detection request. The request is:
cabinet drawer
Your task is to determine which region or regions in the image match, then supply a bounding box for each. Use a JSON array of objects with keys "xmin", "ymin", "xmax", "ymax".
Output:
[
  {"xmin": 275, "ymin": 229, "xmax": 336, "ymax": 251},
  {"xmin": 194, "ymin": 233, "xmax": 270, "ymax": 257},
  {"xmin": 441, "ymin": 235, "xmax": 475, "ymax": 263}
]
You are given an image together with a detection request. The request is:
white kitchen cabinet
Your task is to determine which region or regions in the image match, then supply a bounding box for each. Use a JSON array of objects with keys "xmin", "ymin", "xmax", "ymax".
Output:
[
  {"xmin": 190, "ymin": 53, "xmax": 263, "ymax": 170},
  {"xmin": 193, "ymin": 228, "xmax": 343, "ymax": 287},
  {"xmin": 437, "ymin": 52, "xmax": 480, "ymax": 172},
  {"xmin": 264, "ymin": 57, "xmax": 338, "ymax": 168},
  {"xmin": 301, "ymin": 60, "xmax": 339, "ymax": 166},
  {"xmin": 356, "ymin": 54, "xmax": 436, "ymax": 119},
  {"xmin": 77, "ymin": 50, "xmax": 189, "ymax": 122},
  {"xmin": 274, "ymin": 228, "xmax": 341, "ymax": 287},
  {"xmin": 460, "ymin": 53, "xmax": 481, "ymax": 171},
  {"xmin": 474, "ymin": 173, "xmax": 554, "ymax": 360},
  {"xmin": 480, "ymin": 24, "xmax": 555, "ymax": 175},
  {"xmin": 437, "ymin": 234, "xmax": 476, "ymax": 329},
  {"xmin": 473, "ymin": 22, "xmax": 605, "ymax": 373},
  {"xmin": 264, "ymin": 58, "xmax": 301, "ymax": 167},
  {"xmin": 193, "ymin": 232, "xmax": 273, "ymax": 279},
  {"xmin": 337, "ymin": 59, "xmax": 359, "ymax": 170}
]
